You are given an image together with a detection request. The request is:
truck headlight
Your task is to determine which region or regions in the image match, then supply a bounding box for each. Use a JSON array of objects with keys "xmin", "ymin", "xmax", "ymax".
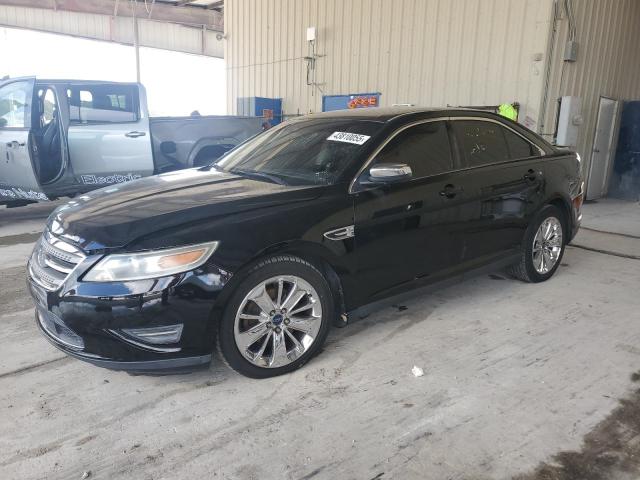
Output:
[{"xmin": 83, "ymin": 242, "xmax": 219, "ymax": 282}]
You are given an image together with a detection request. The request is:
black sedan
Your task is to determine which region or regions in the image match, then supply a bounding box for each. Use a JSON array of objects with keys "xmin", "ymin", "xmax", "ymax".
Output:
[{"xmin": 28, "ymin": 107, "xmax": 583, "ymax": 378}]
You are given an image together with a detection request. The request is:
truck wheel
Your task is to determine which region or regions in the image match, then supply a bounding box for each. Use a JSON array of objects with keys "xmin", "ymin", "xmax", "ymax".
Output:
[
  {"xmin": 217, "ymin": 255, "xmax": 333, "ymax": 378},
  {"xmin": 508, "ymin": 204, "xmax": 566, "ymax": 283}
]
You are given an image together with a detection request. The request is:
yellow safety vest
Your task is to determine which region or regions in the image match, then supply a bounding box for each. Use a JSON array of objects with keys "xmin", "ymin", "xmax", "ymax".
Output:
[{"xmin": 498, "ymin": 103, "xmax": 518, "ymax": 121}]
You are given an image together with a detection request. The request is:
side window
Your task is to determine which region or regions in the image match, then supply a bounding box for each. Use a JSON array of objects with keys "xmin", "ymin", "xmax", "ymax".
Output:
[
  {"xmin": 68, "ymin": 84, "xmax": 138, "ymax": 124},
  {"xmin": 0, "ymin": 81, "xmax": 31, "ymax": 128},
  {"xmin": 453, "ymin": 120, "xmax": 509, "ymax": 167},
  {"xmin": 373, "ymin": 121, "xmax": 453, "ymax": 178},
  {"xmin": 503, "ymin": 128, "xmax": 537, "ymax": 159}
]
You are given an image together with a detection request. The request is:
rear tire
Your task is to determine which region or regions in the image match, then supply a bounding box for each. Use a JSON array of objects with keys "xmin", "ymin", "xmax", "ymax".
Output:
[
  {"xmin": 217, "ymin": 255, "xmax": 333, "ymax": 378},
  {"xmin": 508, "ymin": 204, "xmax": 566, "ymax": 283}
]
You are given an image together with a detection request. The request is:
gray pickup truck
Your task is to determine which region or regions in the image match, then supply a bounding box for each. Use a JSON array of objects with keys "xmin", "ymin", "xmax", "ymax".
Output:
[{"xmin": 0, "ymin": 77, "xmax": 263, "ymax": 206}]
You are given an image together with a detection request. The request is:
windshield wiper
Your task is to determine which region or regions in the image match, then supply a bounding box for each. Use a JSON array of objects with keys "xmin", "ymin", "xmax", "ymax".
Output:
[{"xmin": 230, "ymin": 169, "xmax": 288, "ymax": 186}]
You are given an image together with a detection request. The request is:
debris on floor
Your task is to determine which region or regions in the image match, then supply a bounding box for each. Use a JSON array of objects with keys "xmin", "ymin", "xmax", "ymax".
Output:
[{"xmin": 411, "ymin": 366, "xmax": 424, "ymax": 377}]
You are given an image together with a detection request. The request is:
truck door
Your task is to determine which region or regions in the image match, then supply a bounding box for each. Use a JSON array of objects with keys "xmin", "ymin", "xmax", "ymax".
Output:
[
  {"xmin": 0, "ymin": 78, "xmax": 49, "ymax": 203},
  {"xmin": 66, "ymin": 82, "xmax": 154, "ymax": 188}
]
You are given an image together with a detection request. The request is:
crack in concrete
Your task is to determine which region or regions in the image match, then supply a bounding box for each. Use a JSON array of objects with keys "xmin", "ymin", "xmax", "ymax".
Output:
[{"xmin": 0, "ymin": 356, "xmax": 69, "ymax": 380}]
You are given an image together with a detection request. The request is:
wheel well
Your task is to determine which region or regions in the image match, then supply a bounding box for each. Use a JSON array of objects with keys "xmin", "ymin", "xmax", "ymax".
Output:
[
  {"xmin": 300, "ymin": 253, "xmax": 347, "ymax": 326},
  {"xmin": 211, "ymin": 249, "xmax": 348, "ymax": 331},
  {"xmin": 192, "ymin": 144, "xmax": 235, "ymax": 167},
  {"xmin": 548, "ymin": 197, "xmax": 571, "ymax": 243}
]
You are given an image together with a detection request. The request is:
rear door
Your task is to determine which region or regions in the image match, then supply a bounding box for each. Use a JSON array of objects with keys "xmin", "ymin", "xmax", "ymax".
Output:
[
  {"xmin": 449, "ymin": 118, "xmax": 545, "ymax": 267},
  {"xmin": 0, "ymin": 78, "xmax": 49, "ymax": 202},
  {"xmin": 66, "ymin": 82, "xmax": 154, "ymax": 188}
]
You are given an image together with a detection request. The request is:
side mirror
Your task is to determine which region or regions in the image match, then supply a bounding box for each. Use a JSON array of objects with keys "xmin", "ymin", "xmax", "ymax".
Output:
[
  {"xmin": 160, "ymin": 141, "xmax": 177, "ymax": 155},
  {"xmin": 368, "ymin": 163, "xmax": 412, "ymax": 183}
]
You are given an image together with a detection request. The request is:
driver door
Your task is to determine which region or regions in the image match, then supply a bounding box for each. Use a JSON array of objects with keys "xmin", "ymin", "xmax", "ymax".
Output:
[
  {"xmin": 0, "ymin": 78, "xmax": 49, "ymax": 202},
  {"xmin": 352, "ymin": 120, "xmax": 465, "ymax": 304}
]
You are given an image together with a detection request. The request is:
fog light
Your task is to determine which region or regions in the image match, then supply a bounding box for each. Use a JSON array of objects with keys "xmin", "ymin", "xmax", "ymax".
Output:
[
  {"xmin": 121, "ymin": 324, "xmax": 184, "ymax": 345},
  {"xmin": 38, "ymin": 310, "xmax": 85, "ymax": 350}
]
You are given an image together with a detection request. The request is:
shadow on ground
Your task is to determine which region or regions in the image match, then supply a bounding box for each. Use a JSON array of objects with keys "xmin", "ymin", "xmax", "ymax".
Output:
[{"xmin": 515, "ymin": 371, "xmax": 640, "ymax": 480}]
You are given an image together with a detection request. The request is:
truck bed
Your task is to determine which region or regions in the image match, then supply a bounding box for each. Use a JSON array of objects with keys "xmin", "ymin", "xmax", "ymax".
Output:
[{"xmin": 149, "ymin": 115, "xmax": 263, "ymax": 173}]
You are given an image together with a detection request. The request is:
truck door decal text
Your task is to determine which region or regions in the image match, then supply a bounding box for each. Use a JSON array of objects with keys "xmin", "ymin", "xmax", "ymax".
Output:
[
  {"xmin": 0, "ymin": 187, "xmax": 49, "ymax": 201},
  {"xmin": 80, "ymin": 173, "xmax": 142, "ymax": 185}
]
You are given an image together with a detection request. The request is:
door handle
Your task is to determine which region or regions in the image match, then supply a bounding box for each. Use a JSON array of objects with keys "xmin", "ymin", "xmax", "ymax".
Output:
[
  {"xmin": 6, "ymin": 140, "xmax": 25, "ymax": 148},
  {"xmin": 439, "ymin": 184, "xmax": 463, "ymax": 199},
  {"xmin": 523, "ymin": 169, "xmax": 542, "ymax": 183},
  {"xmin": 125, "ymin": 131, "xmax": 146, "ymax": 138}
]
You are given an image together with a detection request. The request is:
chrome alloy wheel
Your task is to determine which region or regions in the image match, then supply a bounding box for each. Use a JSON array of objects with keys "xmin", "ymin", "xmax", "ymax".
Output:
[
  {"xmin": 233, "ymin": 275, "xmax": 322, "ymax": 368},
  {"xmin": 532, "ymin": 217, "xmax": 563, "ymax": 274}
]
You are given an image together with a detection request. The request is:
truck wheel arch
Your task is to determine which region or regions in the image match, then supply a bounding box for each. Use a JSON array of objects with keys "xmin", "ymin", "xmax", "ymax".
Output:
[{"xmin": 188, "ymin": 139, "xmax": 236, "ymax": 167}]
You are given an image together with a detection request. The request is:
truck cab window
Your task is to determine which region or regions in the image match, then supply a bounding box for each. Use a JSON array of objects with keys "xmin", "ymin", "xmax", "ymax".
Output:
[
  {"xmin": 69, "ymin": 85, "xmax": 138, "ymax": 124},
  {"xmin": 0, "ymin": 81, "xmax": 30, "ymax": 128}
]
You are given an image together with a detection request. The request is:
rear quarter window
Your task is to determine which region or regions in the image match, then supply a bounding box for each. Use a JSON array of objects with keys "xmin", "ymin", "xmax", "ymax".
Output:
[{"xmin": 503, "ymin": 128, "xmax": 537, "ymax": 159}]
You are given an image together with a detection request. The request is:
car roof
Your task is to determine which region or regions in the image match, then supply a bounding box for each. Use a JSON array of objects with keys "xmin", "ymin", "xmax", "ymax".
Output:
[
  {"xmin": 289, "ymin": 107, "xmax": 554, "ymax": 152},
  {"xmin": 0, "ymin": 76, "xmax": 140, "ymax": 86},
  {"xmin": 37, "ymin": 79, "xmax": 140, "ymax": 86},
  {"xmin": 296, "ymin": 106, "xmax": 506, "ymax": 123}
]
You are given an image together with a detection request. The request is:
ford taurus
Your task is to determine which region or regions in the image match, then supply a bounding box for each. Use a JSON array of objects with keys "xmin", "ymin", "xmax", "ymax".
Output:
[{"xmin": 28, "ymin": 108, "xmax": 583, "ymax": 378}]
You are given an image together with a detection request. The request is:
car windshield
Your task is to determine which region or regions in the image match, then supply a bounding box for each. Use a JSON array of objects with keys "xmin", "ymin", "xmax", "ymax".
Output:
[{"xmin": 213, "ymin": 118, "xmax": 383, "ymax": 186}]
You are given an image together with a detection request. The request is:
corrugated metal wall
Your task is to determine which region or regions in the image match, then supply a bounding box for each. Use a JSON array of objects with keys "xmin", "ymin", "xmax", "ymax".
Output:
[
  {"xmin": 542, "ymin": 0, "xmax": 640, "ymax": 173},
  {"xmin": 0, "ymin": 5, "xmax": 224, "ymax": 57},
  {"xmin": 225, "ymin": 0, "xmax": 555, "ymax": 126}
]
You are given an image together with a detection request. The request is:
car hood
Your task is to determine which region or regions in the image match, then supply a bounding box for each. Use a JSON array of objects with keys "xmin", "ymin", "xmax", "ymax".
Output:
[{"xmin": 48, "ymin": 168, "xmax": 324, "ymax": 250}]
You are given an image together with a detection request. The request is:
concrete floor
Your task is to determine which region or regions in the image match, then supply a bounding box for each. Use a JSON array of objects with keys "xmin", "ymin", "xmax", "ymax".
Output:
[
  {"xmin": 581, "ymin": 198, "xmax": 640, "ymax": 237},
  {"xmin": 1, "ymin": 201, "xmax": 639, "ymax": 480}
]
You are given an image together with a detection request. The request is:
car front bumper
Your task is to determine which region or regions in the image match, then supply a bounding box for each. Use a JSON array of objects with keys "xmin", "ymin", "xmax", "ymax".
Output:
[{"xmin": 28, "ymin": 261, "xmax": 231, "ymax": 374}]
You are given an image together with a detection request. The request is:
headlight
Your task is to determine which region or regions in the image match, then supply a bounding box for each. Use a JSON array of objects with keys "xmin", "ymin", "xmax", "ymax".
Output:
[{"xmin": 83, "ymin": 242, "xmax": 219, "ymax": 282}]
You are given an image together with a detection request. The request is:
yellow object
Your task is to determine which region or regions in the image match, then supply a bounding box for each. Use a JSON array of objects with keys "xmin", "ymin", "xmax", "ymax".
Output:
[{"xmin": 498, "ymin": 103, "xmax": 518, "ymax": 121}]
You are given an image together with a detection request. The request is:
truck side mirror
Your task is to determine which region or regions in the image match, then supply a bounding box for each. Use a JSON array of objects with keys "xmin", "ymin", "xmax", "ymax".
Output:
[{"xmin": 160, "ymin": 141, "xmax": 177, "ymax": 155}]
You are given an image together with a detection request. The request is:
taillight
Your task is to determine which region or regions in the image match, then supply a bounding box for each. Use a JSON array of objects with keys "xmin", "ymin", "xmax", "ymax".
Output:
[{"xmin": 572, "ymin": 182, "xmax": 584, "ymax": 212}]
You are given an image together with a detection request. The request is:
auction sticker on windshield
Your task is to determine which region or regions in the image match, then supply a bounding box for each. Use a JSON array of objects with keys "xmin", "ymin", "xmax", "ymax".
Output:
[{"xmin": 327, "ymin": 131, "xmax": 371, "ymax": 145}]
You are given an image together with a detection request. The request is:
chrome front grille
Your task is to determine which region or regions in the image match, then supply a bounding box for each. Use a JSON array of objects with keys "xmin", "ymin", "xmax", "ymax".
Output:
[{"xmin": 29, "ymin": 230, "xmax": 86, "ymax": 291}]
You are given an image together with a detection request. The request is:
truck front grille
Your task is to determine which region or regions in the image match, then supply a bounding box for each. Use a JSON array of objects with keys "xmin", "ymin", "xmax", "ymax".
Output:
[{"xmin": 29, "ymin": 230, "xmax": 86, "ymax": 291}]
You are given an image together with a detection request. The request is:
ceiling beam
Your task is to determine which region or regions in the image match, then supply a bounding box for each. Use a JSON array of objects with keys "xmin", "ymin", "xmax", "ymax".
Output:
[
  {"xmin": 206, "ymin": 1, "xmax": 224, "ymax": 10},
  {"xmin": 0, "ymin": 0, "xmax": 223, "ymax": 30}
]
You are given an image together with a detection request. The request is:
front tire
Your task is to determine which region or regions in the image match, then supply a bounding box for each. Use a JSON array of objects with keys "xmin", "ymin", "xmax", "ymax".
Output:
[
  {"xmin": 508, "ymin": 204, "xmax": 566, "ymax": 283},
  {"xmin": 217, "ymin": 255, "xmax": 333, "ymax": 378}
]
